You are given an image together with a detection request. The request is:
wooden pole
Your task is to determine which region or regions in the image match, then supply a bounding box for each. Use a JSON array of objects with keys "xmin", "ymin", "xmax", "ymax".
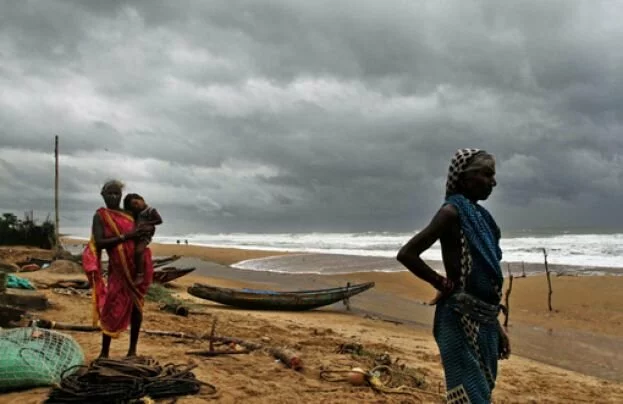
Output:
[
  {"xmin": 503, "ymin": 263, "xmax": 513, "ymax": 328},
  {"xmin": 542, "ymin": 248, "xmax": 553, "ymax": 311},
  {"xmin": 54, "ymin": 135, "xmax": 60, "ymax": 250},
  {"xmin": 521, "ymin": 261, "xmax": 526, "ymax": 278}
]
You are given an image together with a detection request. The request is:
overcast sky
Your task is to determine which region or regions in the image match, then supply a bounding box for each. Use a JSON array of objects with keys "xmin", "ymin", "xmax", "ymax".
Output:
[{"xmin": 1, "ymin": 0, "xmax": 622, "ymax": 235}]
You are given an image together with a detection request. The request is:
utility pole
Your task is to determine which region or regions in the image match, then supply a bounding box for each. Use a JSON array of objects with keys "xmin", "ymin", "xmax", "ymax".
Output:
[{"xmin": 54, "ymin": 135, "xmax": 60, "ymax": 249}]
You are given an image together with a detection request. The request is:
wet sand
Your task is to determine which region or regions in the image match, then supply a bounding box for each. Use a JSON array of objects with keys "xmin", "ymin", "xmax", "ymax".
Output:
[{"xmin": 164, "ymin": 256, "xmax": 623, "ymax": 382}]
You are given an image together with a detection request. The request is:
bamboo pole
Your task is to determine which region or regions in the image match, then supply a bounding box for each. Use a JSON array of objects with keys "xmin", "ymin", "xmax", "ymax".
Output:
[
  {"xmin": 521, "ymin": 261, "xmax": 526, "ymax": 278},
  {"xmin": 54, "ymin": 135, "xmax": 60, "ymax": 250},
  {"xmin": 503, "ymin": 263, "xmax": 513, "ymax": 329},
  {"xmin": 542, "ymin": 248, "xmax": 553, "ymax": 311}
]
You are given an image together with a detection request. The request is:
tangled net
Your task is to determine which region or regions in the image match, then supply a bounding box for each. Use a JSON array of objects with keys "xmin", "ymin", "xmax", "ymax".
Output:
[
  {"xmin": 46, "ymin": 356, "xmax": 216, "ymax": 403},
  {"xmin": 0, "ymin": 327, "xmax": 84, "ymax": 392}
]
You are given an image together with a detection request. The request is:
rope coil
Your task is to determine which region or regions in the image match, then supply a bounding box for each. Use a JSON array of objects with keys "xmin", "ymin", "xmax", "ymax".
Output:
[{"xmin": 45, "ymin": 356, "xmax": 216, "ymax": 403}]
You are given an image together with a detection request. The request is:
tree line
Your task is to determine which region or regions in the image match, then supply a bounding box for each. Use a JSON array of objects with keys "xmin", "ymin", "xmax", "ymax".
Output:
[{"xmin": 0, "ymin": 211, "xmax": 55, "ymax": 249}]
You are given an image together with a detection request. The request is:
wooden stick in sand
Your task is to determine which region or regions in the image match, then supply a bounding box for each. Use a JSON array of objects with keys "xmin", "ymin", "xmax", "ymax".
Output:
[
  {"xmin": 521, "ymin": 261, "xmax": 526, "ymax": 278},
  {"xmin": 209, "ymin": 317, "xmax": 217, "ymax": 351},
  {"xmin": 542, "ymin": 248, "xmax": 554, "ymax": 311},
  {"xmin": 503, "ymin": 264, "xmax": 513, "ymax": 329}
]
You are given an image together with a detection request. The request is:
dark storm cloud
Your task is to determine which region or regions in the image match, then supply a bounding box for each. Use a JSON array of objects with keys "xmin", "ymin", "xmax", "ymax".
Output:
[{"xmin": 1, "ymin": 0, "xmax": 622, "ymax": 234}]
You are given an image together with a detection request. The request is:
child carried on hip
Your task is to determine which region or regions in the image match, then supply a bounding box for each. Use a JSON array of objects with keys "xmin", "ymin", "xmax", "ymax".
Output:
[{"xmin": 123, "ymin": 193, "xmax": 163, "ymax": 284}]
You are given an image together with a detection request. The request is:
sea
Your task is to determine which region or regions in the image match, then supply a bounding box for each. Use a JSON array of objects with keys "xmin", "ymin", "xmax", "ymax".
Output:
[
  {"xmin": 64, "ymin": 228, "xmax": 623, "ymax": 276},
  {"xmin": 149, "ymin": 230, "xmax": 623, "ymax": 276}
]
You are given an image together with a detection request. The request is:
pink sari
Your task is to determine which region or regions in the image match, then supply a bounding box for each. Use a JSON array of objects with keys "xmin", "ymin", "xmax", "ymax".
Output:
[{"xmin": 82, "ymin": 208, "xmax": 153, "ymax": 338}]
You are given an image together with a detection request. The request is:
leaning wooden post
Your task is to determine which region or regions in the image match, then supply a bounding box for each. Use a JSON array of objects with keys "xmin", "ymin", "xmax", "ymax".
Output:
[
  {"xmin": 54, "ymin": 135, "xmax": 60, "ymax": 250},
  {"xmin": 503, "ymin": 263, "xmax": 513, "ymax": 329},
  {"xmin": 208, "ymin": 317, "xmax": 218, "ymax": 351},
  {"xmin": 542, "ymin": 248, "xmax": 553, "ymax": 311},
  {"xmin": 521, "ymin": 261, "xmax": 526, "ymax": 278}
]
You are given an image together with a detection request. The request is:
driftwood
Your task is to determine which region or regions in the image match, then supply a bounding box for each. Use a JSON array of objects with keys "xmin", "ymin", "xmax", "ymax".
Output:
[
  {"xmin": 542, "ymin": 248, "xmax": 553, "ymax": 311},
  {"xmin": 30, "ymin": 318, "xmax": 99, "ymax": 332},
  {"xmin": 270, "ymin": 347, "xmax": 303, "ymax": 370},
  {"xmin": 503, "ymin": 264, "xmax": 513, "ymax": 329},
  {"xmin": 159, "ymin": 303, "xmax": 189, "ymax": 317}
]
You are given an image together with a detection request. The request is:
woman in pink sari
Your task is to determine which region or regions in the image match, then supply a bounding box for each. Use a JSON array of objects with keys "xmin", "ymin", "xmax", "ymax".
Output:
[{"xmin": 82, "ymin": 180, "xmax": 154, "ymax": 358}]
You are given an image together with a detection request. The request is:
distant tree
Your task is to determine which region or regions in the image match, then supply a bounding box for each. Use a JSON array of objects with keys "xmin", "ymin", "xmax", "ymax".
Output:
[{"xmin": 1, "ymin": 213, "xmax": 18, "ymax": 228}]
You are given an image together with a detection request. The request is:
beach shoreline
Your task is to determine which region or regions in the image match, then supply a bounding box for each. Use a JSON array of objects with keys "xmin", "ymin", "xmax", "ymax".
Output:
[
  {"xmin": 60, "ymin": 239, "xmax": 623, "ymax": 371},
  {"xmin": 62, "ymin": 237, "xmax": 623, "ymax": 276},
  {"xmin": 3, "ymin": 240, "xmax": 619, "ymax": 402},
  {"xmin": 60, "ymin": 237, "xmax": 623, "ymax": 338}
]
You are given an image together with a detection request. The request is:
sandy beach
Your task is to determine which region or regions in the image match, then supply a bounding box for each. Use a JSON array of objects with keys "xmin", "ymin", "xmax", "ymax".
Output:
[{"xmin": 1, "ymin": 241, "xmax": 622, "ymax": 403}]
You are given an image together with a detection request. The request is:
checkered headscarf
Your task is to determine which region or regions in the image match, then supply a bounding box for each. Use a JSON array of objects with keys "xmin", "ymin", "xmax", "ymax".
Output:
[{"xmin": 445, "ymin": 148, "xmax": 482, "ymax": 197}]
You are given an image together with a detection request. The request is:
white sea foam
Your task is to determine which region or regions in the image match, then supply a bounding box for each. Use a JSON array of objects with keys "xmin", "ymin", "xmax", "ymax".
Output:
[
  {"xmin": 153, "ymin": 231, "xmax": 623, "ymax": 269},
  {"xmin": 65, "ymin": 226, "xmax": 622, "ymax": 272}
]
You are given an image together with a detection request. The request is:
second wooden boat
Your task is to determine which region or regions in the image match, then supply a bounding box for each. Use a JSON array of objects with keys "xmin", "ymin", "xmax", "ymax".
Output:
[
  {"xmin": 153, "ymin": 267, "xmax": 195, "ymax": 284},
  {"xmin": 153, "ymin": 255, "xmax": 182, "ymax": 268}
]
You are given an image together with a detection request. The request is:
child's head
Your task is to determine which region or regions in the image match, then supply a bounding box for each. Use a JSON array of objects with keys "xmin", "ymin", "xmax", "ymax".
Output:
[{"xmin": 123, "ymin": 193, "xmax": 146, "ymax": 213}]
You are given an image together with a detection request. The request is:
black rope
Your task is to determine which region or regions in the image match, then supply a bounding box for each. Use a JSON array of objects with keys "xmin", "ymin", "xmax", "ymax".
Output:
[{"xmin": 45, "ymin": 356, "xmax": 214, "ymax": 403}]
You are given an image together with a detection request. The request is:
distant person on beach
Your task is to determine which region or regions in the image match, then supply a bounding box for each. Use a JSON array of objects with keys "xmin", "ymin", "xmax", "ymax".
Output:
[
  {"xmin": 82, "ymin": 180, "xmax": 154, "ymax": 358},
  {"xmin": 397, "ymin": 149, "xmax": 510, "ymax": 403},
  {"xmin": 184, "ymin": 239, "xmax": 188, "ymax": 245},
  {"xmin": 123, "ymin": 193, "xmax": 163, "ymax": 285}
]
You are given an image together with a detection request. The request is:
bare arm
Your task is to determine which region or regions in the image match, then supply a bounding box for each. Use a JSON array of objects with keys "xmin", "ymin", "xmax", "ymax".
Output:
[
  {"xmin": 145, "ymin": 208, "xmax": 162, "ymax": 226},
  {"xmin": 396, "ymin": 205, "xmax": 458, "ymax": 291},
  {"xmin": 92, "ymin": 213, "xmax": 143, "ymax": 250}
]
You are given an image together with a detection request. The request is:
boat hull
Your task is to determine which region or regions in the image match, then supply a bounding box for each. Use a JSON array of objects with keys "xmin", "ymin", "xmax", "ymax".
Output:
[
  {"xmin": 153, "ymin": 267, "xmax": 195, "ymax": 284},
  {"xmin": 153, "ymin": 255, "xmax": 182, "ymax": 269},
  {"xmin": 187, "ymin": 282, "xmax": 375, "ymax": 311}
]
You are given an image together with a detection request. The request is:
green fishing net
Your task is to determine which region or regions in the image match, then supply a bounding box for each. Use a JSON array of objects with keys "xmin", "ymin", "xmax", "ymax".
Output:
[{"xmin": 0, "ymin": 327, "xmax": 85, "ymax": 392}]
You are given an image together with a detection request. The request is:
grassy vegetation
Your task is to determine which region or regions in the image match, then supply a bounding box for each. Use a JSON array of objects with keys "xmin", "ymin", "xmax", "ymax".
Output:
[
  {"xmin": 145, "ymin": 283, "xmax": 200, "ymax": 314},
  {"xmin": 145, "ymin": 283, "xmax": 181, "ymax": 305}
]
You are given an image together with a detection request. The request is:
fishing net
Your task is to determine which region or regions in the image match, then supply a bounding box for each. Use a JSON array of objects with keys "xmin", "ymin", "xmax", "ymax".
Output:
[{"xmin": 0, "ymin": 327, "xmax": 85, "ymax": 392}]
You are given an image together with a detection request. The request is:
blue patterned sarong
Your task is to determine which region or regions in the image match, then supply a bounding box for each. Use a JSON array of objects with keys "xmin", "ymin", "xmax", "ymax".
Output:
[{"xmin": 434, "ymin": 194, "xmax": 503, "ymax": 403}]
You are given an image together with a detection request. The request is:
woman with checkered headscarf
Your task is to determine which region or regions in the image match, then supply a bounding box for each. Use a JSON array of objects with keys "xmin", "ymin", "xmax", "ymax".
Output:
[{"xmin": 397, "ymin": 149, "xmax": 509, "ymax": 403}]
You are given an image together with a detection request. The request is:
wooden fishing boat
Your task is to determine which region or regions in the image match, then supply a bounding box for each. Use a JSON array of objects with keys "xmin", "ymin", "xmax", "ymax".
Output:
[
  {"xmin": 187, "ymin": 282, "xmax": 375, "ymax": 311},
  {"xmin": 153, "ymin": 255, "xmax": 182, "ymax": 268},
  {"xmin": 153, "ymin": 266, "xmax": 195, "ymax": 284}
]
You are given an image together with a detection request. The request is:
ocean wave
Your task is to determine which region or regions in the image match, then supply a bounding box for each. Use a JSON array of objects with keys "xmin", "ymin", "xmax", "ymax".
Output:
[{"xmin": 152, "ymin": 231, "xmax": 623, "ymax": 269}]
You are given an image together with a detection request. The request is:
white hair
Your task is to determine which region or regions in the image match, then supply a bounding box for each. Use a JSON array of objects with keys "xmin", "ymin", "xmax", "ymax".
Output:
[{"xmin": 100, "ymin": 179, "xmax": 125, "ymax": 194}]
